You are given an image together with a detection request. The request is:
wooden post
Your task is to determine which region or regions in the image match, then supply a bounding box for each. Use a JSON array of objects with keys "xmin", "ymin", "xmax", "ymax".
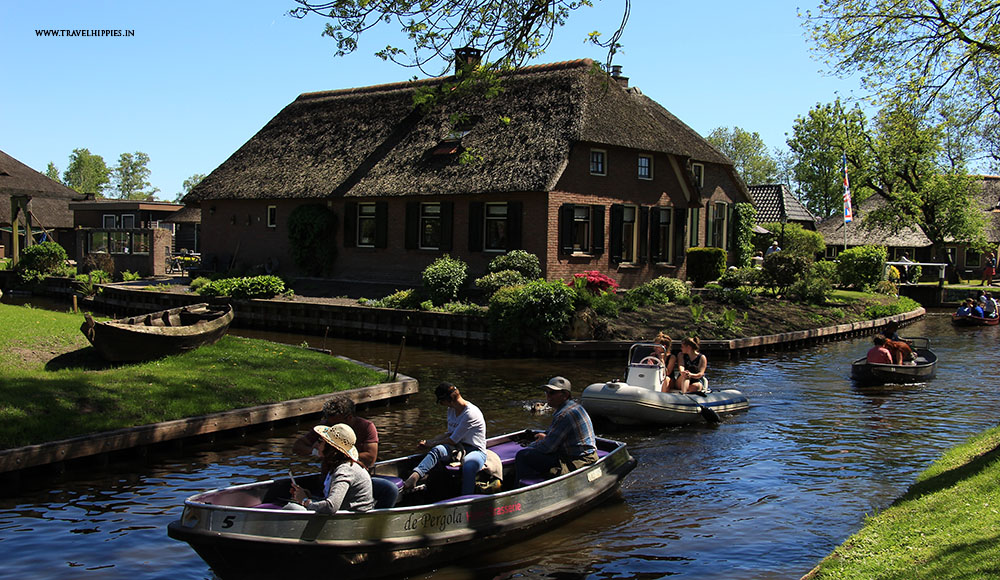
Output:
[{"xmin": 72, "ymin": 294, "xmax": 78, "ymax": 313}]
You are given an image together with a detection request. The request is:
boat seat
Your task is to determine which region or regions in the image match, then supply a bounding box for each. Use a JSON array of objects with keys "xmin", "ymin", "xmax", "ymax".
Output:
[
  {"xmin": 249, "ymin": 502, "xmax": 285, "ymax": 510},
  {"xmin": 516, "ymin": 449, "xmax": 610, "ymax": 488}
]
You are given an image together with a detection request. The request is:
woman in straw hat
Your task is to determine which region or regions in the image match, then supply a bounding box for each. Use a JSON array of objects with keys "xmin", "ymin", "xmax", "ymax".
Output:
[{"xmin": 288, "ymin": 423, "xmax": 374, "ymax": 513}]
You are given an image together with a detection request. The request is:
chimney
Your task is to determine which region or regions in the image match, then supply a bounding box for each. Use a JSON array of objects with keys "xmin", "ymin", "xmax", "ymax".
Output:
[
  {"xmin": 610, "ymin": 64, "xmax": 629, "ymax": 88},
  {"xmin": 454, "ymin": 47, "xmax": 483, "ymax": 74}
]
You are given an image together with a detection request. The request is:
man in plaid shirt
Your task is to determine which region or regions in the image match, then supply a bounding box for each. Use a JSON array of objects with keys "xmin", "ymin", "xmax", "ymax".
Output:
[{"xmin": 515, "ymin": 376, "xmax": 598, "ymax": 482}]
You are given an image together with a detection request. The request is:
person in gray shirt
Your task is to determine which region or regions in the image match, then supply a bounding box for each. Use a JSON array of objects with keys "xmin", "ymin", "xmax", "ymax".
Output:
[{"xmin": 289, "ymin": 423, "xmax": 374, "ymax": 513}]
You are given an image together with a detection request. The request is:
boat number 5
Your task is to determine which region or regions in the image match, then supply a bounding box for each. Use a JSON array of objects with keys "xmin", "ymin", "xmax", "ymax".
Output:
[{"xmin": 221, "ymin": 515, "xmax": 236, "ymax": 529}]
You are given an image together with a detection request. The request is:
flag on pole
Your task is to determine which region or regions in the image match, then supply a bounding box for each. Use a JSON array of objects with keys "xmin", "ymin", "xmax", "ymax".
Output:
[{"xmin": 843, "ymin": 153, "xmax": 853, "ymax": 224}]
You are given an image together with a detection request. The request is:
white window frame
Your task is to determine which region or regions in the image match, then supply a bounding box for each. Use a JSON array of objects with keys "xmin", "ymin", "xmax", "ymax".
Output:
[
  {"xmin": 357, "ymin": 202, "xmax": 377, "ymax": 247},
  {"xmin": 691, "ymin": 163, "xmax": 704, "ymax": 187},
  {"xmin": 267, "ymin": 205, "xmax": 277, "ymax": 228},
  {"xmin": 638, "ymin": 155, "xmax": 653, "ymax": 180},
  {"xmin": 621, "ymin": 205, "xmax": 639, "ymax": 264},
  {"xmin": 572, "ymin": 205, "xmax": 592, "ymax": 254},
  {"xmin": 590, "ymin": 149, "xmax": 607, "ymax": 176},
  {"xmin": 484, "ymin": 202, "xmax": 508, "ymax": 252},
  {"xmin": 419, "ymin": 202, "xmax": 442, "ymax": 250},
  {"xmin": 102, "ymin": 214, "xmax": 117, "ymax": 229},
  {"xmin": 657, "ymin": 208, "xmax": 675, "ymax": 264}
]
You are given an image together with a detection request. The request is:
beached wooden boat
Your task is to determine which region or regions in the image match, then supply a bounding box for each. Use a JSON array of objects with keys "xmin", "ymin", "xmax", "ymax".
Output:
[
  {"xmin": 850, "ymin": 337, "xmax": 937, "ymax": 385},
  {"xmin": 81, "ymin": 303, "xmax": 234, "ymax": 362},
  {"xmin": 167, "ymin": 430, "xmax": 636, "ymax": 580},
  {"xmin": 580, "ymin": 343, "xmax": 749, "ymax": 425},
  {"xmin": 951, "ymin": 312, "xmax": 999, "ymax": 326}
]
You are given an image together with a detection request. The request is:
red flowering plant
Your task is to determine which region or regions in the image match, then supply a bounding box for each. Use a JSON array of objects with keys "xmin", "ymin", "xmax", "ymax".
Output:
[{"xmin": 567, "ymin": 270, "xmax": 620, "ymax": 295}]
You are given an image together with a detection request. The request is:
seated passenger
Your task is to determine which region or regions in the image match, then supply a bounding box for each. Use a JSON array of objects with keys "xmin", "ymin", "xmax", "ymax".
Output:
[
  {"xmin": 402, "ymin": 382, "xmax": 486, "ymax": 496},
  {"xmin": 676, "ymin": 337, "xmax": 707, "ymax": 394},
  {"xmin": 866, "ymin": 335, "xmax": 893, "ymax": 364},
  {"xmin": 883, "ymin": 320, "xmax": 903, "ymax": 342},
  {"xmin": 885, "ymin": 338, "xmax": 916, "ymax": 365},
  {"xmin": 956, "ymin": 299, "xmax": 974, "ymax": 317},
  {"xmin": 985, "ymin": 292, "xmax": 1000, "ymax": 318},
  {"xmin": 288, "ymin": 423, "xmax": 374, "ymax": 513},
  {"xmin": 654, "ymin": 332, "xmax": 678, "ymax": 392},
  {"xmin": 515, "ymin": 377, "xmax": 597, "ymax": 482}
]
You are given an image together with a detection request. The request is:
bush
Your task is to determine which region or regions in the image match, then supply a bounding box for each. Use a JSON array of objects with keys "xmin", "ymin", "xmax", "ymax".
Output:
[
  {"xmin": 120, "ymin": 270, "xmax": 141, "ymax": 282},
  {"xmin": 474, "ymin": 269, "xmax": 526, "ymax": 295},
  {"xmin": 488, "ymin": 280, "xmax": 575, "ymax": 352},
  {"xmin": 369, "ymin": 289, "xmax": 422, "ymax": 309},
  {"xmin": 812, "ymin": 260, "xmax": 840, "ymax": 287},
  {"xmin": 287, "ymin": 204, "xmax": 337, "ymax": 276},
  {"xmin": 432, "ymin": 302, "xmax": 487, "ymax": 316},
  {"xmin": 16, "ymin": 242, "xmax": 67, "ymax": 274},
  {"xmin": 422, "ymin": 255, "xmax": 468, "ymax": 306},
  {"xmin": 189, "ymin": 276, "xmax": 212, "ymax": 292},
  {"xmin": 81, "ymin": 253, "xmax": 116, "ymax": 280},
  {"xmin": 789, "ymin": 273, "xmax": 833, "ymax": 304},
  {"xmin": 837, "ymin": 245, "xmax": 887, "ymax": 289},
  {"xmin": 487, "ymin": 250, "xmax": 541, "ymax": 279},
  {"xmin": 568, "ymin": 271, "xmax": 619, "ymax": 294},
  {"xmin": 755, "ymin": 223, "xmax": 826, "ymax": 256},
  {"xmin": 197, "ymin": 275, "xmax": 287, "ymax": 299},
  {"xmin": 590, "ymin": 292, "xmax": 621, "ymax": 317},
  {"xmin": 733, "ymin": 202, "xmax": 758, "ymax": 268},
  {"xmin": 685, "ymin": 247, "xmax": 727, "ymax": 287},
  {"xmin": 705, "ymin": 284, "xmax": 756, "ymax": 308},
  {"xmin": 863, "ymin": 297, "xmax": 920, "ymax": 319},
  {"xmin": 718, "ymin": 267, "xmax": 759, "ymax": 289},
  {"xmin": 760, "ymin": 252, "xmax": 812, "ymax": 295},
  {"xmin": 873, "ymin": 280, "xmax": 898, "ymax": 296},
  {"xmin": 886, "ymin": 265, "xmax": 901, "ymax": 283}
]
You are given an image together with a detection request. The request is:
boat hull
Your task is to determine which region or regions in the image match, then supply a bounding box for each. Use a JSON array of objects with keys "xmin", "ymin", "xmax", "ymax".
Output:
[
  {"xmin": 951, "ymin": 313, "xmax": 999, "ymax": 326},
  {"xmin": 580, "ymin": 382, "xmax": 749, "ymax": 425},
  {"xmin": 850, "ymin": 338, "xmax": 937, "ymax": 385},
  {"xmin": 167, "ymin": 432, "xmax": 635, "ymax": 579},
  {"xmin": 81, "ymin": 303, "xmax": 234, "ymax": 361}
]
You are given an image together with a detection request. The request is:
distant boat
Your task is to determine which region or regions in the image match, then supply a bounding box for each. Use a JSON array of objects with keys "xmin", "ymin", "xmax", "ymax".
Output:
[
  {"xmin": 81, "ymin": 303, "xmax": 234, "ymax": 362},
  {"xmin": 851, "ymin": 337, "xmax": 938, "ymax": 385},
  {"xmin": 951, "ymin": 313, "xmax": 999, "ymax": 326}
]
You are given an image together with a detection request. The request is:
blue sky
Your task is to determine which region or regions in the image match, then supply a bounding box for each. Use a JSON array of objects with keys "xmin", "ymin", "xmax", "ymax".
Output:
[{"xmin": 0, "ymin": 1, "xmax": 860, "ymax": 200}]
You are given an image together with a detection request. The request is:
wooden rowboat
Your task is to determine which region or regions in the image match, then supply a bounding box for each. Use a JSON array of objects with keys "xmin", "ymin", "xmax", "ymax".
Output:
[
  {"xmin": 951, "ymin": 312, "xmax": 999, "ymax": 326},
  {"xmin": 850, "ymin": 337, "xmax": 937, "ymax": 385},
  {"xmin": 81, "ymin": 303, "xmax": 234, "ymax": 362},
  {"xmin": 167, "ymin": 430, "xmax": 636, "ymax": 580}
]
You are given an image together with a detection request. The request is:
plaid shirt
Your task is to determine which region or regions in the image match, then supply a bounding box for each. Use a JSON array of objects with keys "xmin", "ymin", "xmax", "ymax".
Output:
[{"xmin": 531, "ymin": 399, "xmax": 596, "ymax": 459}]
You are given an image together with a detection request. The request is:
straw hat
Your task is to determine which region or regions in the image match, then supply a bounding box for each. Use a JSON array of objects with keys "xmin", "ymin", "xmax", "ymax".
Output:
[{"xmin": 313, "ymin": 423, "xmax": 359, "ymax": 461}]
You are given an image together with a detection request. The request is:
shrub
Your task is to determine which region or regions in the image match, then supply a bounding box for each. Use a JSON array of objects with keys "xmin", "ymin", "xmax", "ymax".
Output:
[
  {"xmin": 718, "ymin": 267, "xmax": 759, "ymax": 289},
  {"xmin": 81, "ymin": 252, "xmax": 116, "ymax": 280},
  {"xmin": 568, "ymin": 271, "xmax": 619, "ymax": 294},
  {"xmin": 685, "ymin": 247, "xmax": 727, "ymax": 287},
  {"xmin": 433, "ymin": 302, "xmax": 487, "ymax": 316},
  {"xmin": 863, "ymin": 297, "xmax": 920, "ymax": 319},
  {"xmin": 287, "ymin": 203, "xmax": 337, "ymax": 276},
  {"xmin": 422, "ymin": 255, "xmax": 468, "ymax": 306},
  {"xmin": 488, "ymin": 280, "xmax": 575, "ymax": 352},
  {"xmin": 0, "ymin": 258, "xmax": 11, "ymax": 270},
  {"xmin": 812, "ymin": 260, "xmax": 840, "ymax": 287},
  {"xmin": 755, "ymin": 223, "xmax": 826, "ymax": 256},
  {"xmin": 121, "ymin": 270, "xmax": 141, "ymax": 282},
  {"xmin": 590, "ymin": 292, "xmax": 621, "ymax": 317},
  {"xmin": 789, "ymin": 272, "xmax": 833, "ymax": 304},
  {"xmin": 189, "ymin": 276, "xmax": 212, "ymax": 292},
  {"xmin": 760, "ymin": 252, "xmax": 812, "ymax": 296},
  {"xmin": 369, "ymin": 289, "xmax": 422, "ymax": 309},
  {"xmin": 886, "ymin": 265, "xmax": 901, "ymax": 283},
  {"xmin": 487, "ymin": 250, "xmax": 541, "ymax": 279},
  {"xmin": 706, "ymin": 285, "xmax": 756, "ymax": 308},
  {"xmin": 16, "ymin": 242, "xmax": 67, "ymax": 274},
  {"xmin": 474, "ymin": 269, "xmax": 526, "ymax": 295},
  {"xmin": 732, "ymin": 202, "xmax": 757, "ymax": 268},
  {"xmin": 837, "ymin": 245, "xmax": 887, "ymax": 289},
  {"xmin": 197, "ymin": 275, "xmax": 287, "ymax": 299},
  {"xmin": 873, "ymin": 280, "xmax": 898, "ymax": 296}
]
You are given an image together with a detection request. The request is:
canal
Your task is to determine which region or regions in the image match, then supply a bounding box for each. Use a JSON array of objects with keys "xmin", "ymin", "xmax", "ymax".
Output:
[{"xmin": 0, "ymin": 311, "xmax": 997, "ymax": 579}]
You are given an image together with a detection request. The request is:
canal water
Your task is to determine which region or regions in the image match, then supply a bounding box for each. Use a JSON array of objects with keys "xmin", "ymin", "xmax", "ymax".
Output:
[{"xmin": 1, "ymin": 311, "xmax": 998, "ymax": 579}]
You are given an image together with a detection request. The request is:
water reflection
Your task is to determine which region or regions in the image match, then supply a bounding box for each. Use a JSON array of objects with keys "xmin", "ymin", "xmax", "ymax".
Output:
[{"xmin": 0, "ymin": 311, "xmax": 997, "ymax": 579}]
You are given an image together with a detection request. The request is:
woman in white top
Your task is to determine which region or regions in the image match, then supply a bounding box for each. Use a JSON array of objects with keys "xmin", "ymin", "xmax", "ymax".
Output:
[{"xmin": 402, "ymin": 382, "xmax": 486, "ymax": 495}]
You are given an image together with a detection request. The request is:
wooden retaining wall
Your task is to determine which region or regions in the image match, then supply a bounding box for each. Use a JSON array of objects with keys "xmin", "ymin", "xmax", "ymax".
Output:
[{"xmin": 0, "ymin": 365, "xmax": 418, "ymax": 476}]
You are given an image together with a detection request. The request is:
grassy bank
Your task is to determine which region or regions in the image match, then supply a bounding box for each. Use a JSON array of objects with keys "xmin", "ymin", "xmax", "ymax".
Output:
[
  {"xmin": 806, "ymin": 426, "xmax": 1000, "ymax": 579},
  {"xmin": 0, "ymin": 303, "xmax": 385, "ymax": 449}
]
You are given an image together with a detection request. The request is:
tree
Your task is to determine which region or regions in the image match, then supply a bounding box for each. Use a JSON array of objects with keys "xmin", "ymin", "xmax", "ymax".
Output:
[
  {"xmin": 705, "ymin": 126, "xmax": 778, "ymax": 186},
  {"xmin": 62, "ymin": 148, "xmax": 111, "ymax": 196},
  {"xmin": 804, "ymin": 0, "xmax": 1000, "ymax": 162},
  {"xmin": 44, "ymin": 162, "xmax": 60, "ymax": 182},
  {"xmin": 288, "ymin": 0, "xmax": 631, "ymax": 75},
  {"xmin": 176, "ymin": 173, "xmax": 206, "ymax": 202},
  {"xmin": 785, "ymin": 99, "xmax": 871, "ymax": 219},
  {"xmin": 111, "ymin": 151, "xmax": 159, "ymax": 200}
]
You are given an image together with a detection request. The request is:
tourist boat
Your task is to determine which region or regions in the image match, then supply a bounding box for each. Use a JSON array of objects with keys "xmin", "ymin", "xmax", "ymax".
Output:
[
  {"xmin": 81, "ymin": 302, "xmax": 234, "ymax": 362},
  {"xmin": 167, "ymin": 430, "xmax": 636, "ymax": 580},
  {"xmin": 850, "ymin": 336, "xmax": 938, "ymax": 385},
  {"xmin": 579, "ymin": 343, "xmax": 749, "ymax": 425},
  {"xmin": 951, "ymin": 312, "xmax": 999, "ymax": 326}
]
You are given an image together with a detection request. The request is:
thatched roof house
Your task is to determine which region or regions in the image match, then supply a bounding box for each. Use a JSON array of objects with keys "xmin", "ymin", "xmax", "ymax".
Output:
[
  {"xmin": 0, "ymin": 149, "xmax": 82, "ymax": 259},
  {"xmin": 746, "ymin": 184, "xmax": 818, "ymax": 230},
  {"xmin": 188, "ymin": 58, "xmax": 749, "ymax": 290}
]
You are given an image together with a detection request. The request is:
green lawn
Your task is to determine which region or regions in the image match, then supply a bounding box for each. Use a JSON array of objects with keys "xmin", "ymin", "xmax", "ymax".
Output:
[
  {"xmin": 807, "ymin": 426, "xmax": 1000, "ymax": 579},
  {"xmin": 0, "ymin": 303, "xmax": 385, "ymax": 449}
]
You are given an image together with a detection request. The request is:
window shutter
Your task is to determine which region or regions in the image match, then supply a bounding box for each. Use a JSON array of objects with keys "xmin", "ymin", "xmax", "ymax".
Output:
[
  {"xmin": 674, "ymin": 208, "xmax": 685, "ymax": 259},
  {"xmin": 591, "ymin": 204, "xmax": 605, "ymax": 255},
  {"xmin": 374, "ymin": 201, "xmax": 388, "ymax": 248},
  {"xmin": 609, "ymin": 204, "xmax": 623, "ymax": 264},
  {"xmin": 648, "ymin": 207, "xmax": 661, "ymax": 262},
  {"xmin": 558, "ymin": 204, "xmax": 575, "ymax": 254},
  {"xmin": 343, "ymin": 201, "xmax": 357, "ymax": 248},
  {"xmin": 506, "ymin": 201, "xmax": 522, "ymax": 250},
  {"xmin": 440, "ymin": 201, "xmax": 454, "ymax": 251},
  {"xmin": 468, "ymin": 202, "xmax": 484, "ymax": 252},
  {"xmin": 404, "ymin": 202, "xmax": 419, "ymax": 249},
  {"xmin": 638, "ymin": 205, "xmax": 649, "ymax": 263}
]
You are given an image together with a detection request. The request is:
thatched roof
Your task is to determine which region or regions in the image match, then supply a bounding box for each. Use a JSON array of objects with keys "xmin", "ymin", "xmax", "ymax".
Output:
[
  {"xmin": 747, "ymin": 184, "xmax": 818, "ymax": 227},
  {"xmin": 187, "ymin": 59, "xmax": 735, "ymax": 202},
  {"xmin": 162, "ymin": 205, "xmax": 201, "ymax": 223},
  {"xmin": 816, "ymin": 193, "xmax": 932, "ymax": 247},
  {"xmin": 0, "ymin": 149, "xmax": 81, "ymax": 227}
]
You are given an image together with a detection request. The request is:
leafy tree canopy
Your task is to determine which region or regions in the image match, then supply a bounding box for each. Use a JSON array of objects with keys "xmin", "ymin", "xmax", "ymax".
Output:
[
  {"xmin": 111, "ymin": 151, "xmax": 159, "ymax": 200},
  {"xmin": 176, "ymin": 173, "xmax": 206, "ymax": 202},
  {"xmin": 706, "ymin": 126, "xmax": 779, "ymax": 186},
  {"xmin": 62, "ymin": 148, "xmax": 111, "ymax": 196},
  {"xmin": 44, "ymin": 162, "xmax": 60, "ymax": 182}
]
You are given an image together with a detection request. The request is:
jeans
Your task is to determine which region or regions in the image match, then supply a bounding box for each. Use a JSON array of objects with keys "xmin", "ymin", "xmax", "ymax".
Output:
[
  {"xmin": 514, "ymin": 447, "xmax": 560, "ymax": 482},
  {"xmin": 414, "ymin": 444, "xmax": 487, "ymax": 495},
  {"xmin": 371, "ymin": 476, "xmax": 399, "ymax": 508}
]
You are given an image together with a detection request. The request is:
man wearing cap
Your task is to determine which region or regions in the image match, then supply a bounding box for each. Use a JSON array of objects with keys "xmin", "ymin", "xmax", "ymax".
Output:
[
  {"xmin": 515, "ymin": 376, "xmax": 598, "ymax": 481},
  {"xmin": 292, "ymin": 395, "xmax": 398, "ymax": 508},
  {"xmin": 289, "ymin": 423, "xmax": 374, "ymax": 513}
]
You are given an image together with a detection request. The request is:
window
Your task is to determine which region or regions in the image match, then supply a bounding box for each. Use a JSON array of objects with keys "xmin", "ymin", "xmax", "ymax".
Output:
[
  {"xmin": 590, "ymin": 149, "xmax": 606, "ymax": 176},
  {"xmin": 132, "ymin": 231, "xmax": 150, "ymax": 254},
  {"xmin": 110, "ymin": 231, "xmax": 130, "ymax": 254},
  {"xmin": 638, "ymin": 155, "xmax": 653, "ymax": 180},
  {"xmin": 691, "ymin": 163, "xmax": 704, "ymax": 187},
  {"xmin": 121, "ymin": 214, "xmax": 135, "ymax": 229},
  {"xmin": 621, "ymin": 205, "xmax": 638, "ymax": 263},
  {"xmin": 357, "ymin": 203, "xmax": 377, "ymax": 247},
  {"xmin": 484, "ymin": 203, "xmax": 508, "ymax": 251},
  {"xmin": 966, "ymin": 248, "xmax": 983, "ymax": 269},
  {"xmin": 573, "ymin": 206, "xmax": 592, "ymax": 253},
  {"xmin": 88, "ymin": 231, "xmax": 109, "ymax": 253},
  {"xmin": 710, "ymin": 202, "xmax": 728, "ymax": 248},
  {"xmin": 688, "ymin": 207, "xmax": 701, "ymax": 247},
  {"xmin": 102, "ymin": 214, "xmax": 116, "ymax": 229},
  {"xmin": 654, "ymin": 207, "xmax": 674, "ymax": 263},
  {"xmin": 559, "ymin": 203, "xmax": 604, "ymax": 255},
  {"xmin": 420, "ymin": 203, "xmax": 442, "ymax": 249},
  {"xmin": 267, "ymin": 206, "xmax": 277, "ymax": 228}
]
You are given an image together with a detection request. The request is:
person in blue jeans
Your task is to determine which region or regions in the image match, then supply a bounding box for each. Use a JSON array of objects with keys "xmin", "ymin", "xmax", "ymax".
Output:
[
  {"xmin": 515, "ymin": 376, "xmax": 598, "ymax": 482},
  {"xmin": 402, "ymin": 382, "xmax": 487, "ymax": 496}
]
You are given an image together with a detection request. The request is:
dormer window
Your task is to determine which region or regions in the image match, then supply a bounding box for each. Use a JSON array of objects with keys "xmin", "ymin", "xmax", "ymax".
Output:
[
  {"xmin": 691, "ymin": 163, "xmax": 704, "ymax": 188},
  {"xmin": 590, "ymin": 149, "xmax": 607, "ymax": 176},
  {"xmin": 638, "ymin": 155, "xmax": 653, "ymax": 180}
]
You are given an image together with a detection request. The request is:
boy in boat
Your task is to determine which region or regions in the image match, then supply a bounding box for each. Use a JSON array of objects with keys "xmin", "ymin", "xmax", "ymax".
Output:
[
  {"xmin": 515, "ymin": 377, "xmax": 598, "ymax": 482},
  {"xmin": 866, "ymin": 335, "xmax": 893, "ymax": 364}
]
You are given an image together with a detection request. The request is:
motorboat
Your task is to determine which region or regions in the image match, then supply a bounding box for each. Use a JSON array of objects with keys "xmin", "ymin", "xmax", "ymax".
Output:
[
  {"xmin": 81, "ymin": 303, "xmax": 234, "ymax": 362},
  {"xmin": 851, "ymin": 336, "xmax": 937, "ymax": 385},
  {"xmin": 580, "ymin": 343, "xmax": 749, "ymax": 425},
  {"xmin": 167, "ymin": 430, "xmax": 636, "ymax": 580}
]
